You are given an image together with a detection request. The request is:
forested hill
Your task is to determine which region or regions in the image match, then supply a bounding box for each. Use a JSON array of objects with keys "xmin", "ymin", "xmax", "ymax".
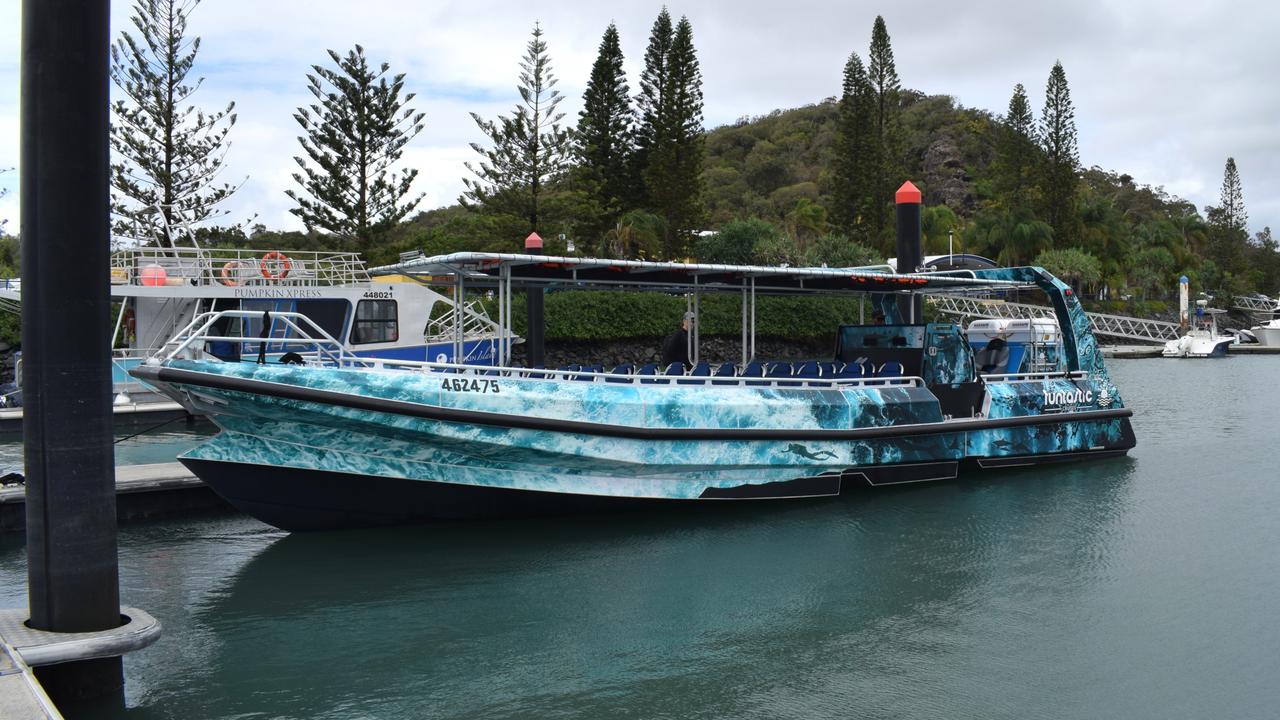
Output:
[
  {"xmin": 702, "ymin": 92, "xmax": 994, "ymax": 227},
  {"xmin": 692, "ymin": 90, "xmax": 1278, "ymax": 300},
  {"xmin": 188, "ymin": 86, "xmax": 1278, "ymax": 303}
]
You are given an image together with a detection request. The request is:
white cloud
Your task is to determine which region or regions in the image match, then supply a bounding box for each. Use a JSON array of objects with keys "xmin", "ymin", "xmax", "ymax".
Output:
[{"xmin": 2, "ymin": 0, "xmax": 1278, "ymax": 236}]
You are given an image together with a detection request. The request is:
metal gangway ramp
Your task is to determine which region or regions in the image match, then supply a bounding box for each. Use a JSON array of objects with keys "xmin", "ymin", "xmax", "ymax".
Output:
[
  {"xmin": 1232, "ymin": 295, "xmax": 1279, "ymax": 318},
  {"xmin": 928, "ymin": 294, "xmax": 1180, "ymax": 344}
]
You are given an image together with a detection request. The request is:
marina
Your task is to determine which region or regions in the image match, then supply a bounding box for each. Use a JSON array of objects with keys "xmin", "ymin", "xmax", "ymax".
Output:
[{"xmin": 3, "ymin": 1, "xmax": 1278, "ymax": 715}]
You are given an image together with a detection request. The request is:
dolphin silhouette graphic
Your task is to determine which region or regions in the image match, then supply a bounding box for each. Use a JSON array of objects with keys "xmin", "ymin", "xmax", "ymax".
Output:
[{"xmin": 785, "ymin": 444, "xmax": 838, "ymax": 461}]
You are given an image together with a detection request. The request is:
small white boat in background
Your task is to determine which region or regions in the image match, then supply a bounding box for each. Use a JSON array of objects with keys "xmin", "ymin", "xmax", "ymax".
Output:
[
  {"xmin": 1163, "ymin": 301, "xmax": 1233, "ymax": 358},
  {"xmin": 1232, "ymin": 293, "xmax": 1280, "ymax": 346},
  {"xmin": 1252, "ymin": 319, "xmax": 1280, "ymax": 347}
]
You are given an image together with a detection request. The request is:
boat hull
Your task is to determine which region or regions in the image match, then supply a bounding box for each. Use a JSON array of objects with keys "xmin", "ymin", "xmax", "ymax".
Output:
[
  {"xmin": 181, "ymin": 445, "xmax": 1131, "ymax": 531},
  {"xmin": 1252, "ymin": 324, "xmax": 1280, "ymax": 347},
  {"xmin": 1162, "ymin": 335, "xmax": 1232, "ymax": 357},
  {"xmin": 179, "ymin": 457, "xmax": 847, "ymax": 530},
  {"xmin": 137, "ymin": 361, "xmax": 1136, "ymax": 530}
]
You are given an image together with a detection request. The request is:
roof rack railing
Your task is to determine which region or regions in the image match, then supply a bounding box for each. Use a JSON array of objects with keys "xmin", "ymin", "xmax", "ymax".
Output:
[{"xmin": 111, "ymin": 247, "xmax": 372, "ymax": 288}]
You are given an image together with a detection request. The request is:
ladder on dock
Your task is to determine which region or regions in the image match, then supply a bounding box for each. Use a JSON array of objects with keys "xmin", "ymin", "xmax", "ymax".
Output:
[{"xmin": 928, "ymin": 295, "xmax": 1181, "ymax": 344}]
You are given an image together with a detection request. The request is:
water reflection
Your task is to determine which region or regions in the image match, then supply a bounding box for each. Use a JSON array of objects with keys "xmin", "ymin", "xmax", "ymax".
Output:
[{"xmin": 170, "ymin": 463, "xmax": 1135, "ymax": 720}]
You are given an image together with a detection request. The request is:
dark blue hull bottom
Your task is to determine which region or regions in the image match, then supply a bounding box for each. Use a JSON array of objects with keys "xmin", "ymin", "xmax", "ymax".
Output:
[{"xmin": 182, "ymin": 446, "xmax": 1132, "ymax": 532}]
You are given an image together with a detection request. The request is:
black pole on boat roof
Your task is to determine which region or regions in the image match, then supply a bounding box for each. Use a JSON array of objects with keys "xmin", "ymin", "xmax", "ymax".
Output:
[
  {"xmin": 20, "ymin": 0, "xmax": 126, "ymax": 707},
  {"xmin": 525, "ymin": 232, "xmax": 546, "ymax": 367},
  {"xmin": 895, "ymin": 181, "xmax": 924, "ymax": 323}
]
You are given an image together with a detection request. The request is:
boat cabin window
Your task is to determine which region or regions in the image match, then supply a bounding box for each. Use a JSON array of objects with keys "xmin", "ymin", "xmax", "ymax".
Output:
[
  {"xmin": 352, "ymin": 300, "xmax": 398, "ymax": 344},
  {"xmin": 835, "ymin": 324, "xmax": 927, "ymax": 377},
  {"xmin": 295, "ymin": 299, "xmax": 348, "ymax": 341},
  {"xmin": 239, "ymin": 298, "xmax": 351, "ymax": 351}
]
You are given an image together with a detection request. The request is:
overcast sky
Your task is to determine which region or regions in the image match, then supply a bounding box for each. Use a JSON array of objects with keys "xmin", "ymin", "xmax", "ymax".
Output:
[{"xmin": 1, "ymin": 0, "xmax": 1277, "ymax": 238}]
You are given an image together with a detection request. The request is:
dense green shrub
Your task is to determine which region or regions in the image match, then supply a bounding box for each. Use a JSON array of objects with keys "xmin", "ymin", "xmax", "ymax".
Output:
[{"xmin": 484, "ymin": 289, "xmax": 872, "ymax": 342}]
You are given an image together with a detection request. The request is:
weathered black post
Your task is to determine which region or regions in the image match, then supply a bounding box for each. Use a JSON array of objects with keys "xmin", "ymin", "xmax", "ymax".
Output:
[
  {"xmin": 895, "ymin": 181, "xmax": 924, "ymax": 323},
  {"xmin": 21, "ymin": 0, "xmax": 124, "ymax": 705},
  {"xmin": 525, "ymin": 232, "xmax": 545, "ymax": 367}
]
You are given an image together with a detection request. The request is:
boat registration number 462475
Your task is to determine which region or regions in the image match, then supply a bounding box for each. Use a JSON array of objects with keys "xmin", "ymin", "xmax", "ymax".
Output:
[{"xmin": 441, "ymin": 378, "xmax": 500, "ymax": 394}]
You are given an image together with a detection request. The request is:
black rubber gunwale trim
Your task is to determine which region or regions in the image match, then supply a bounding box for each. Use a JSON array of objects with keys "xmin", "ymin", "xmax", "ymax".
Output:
[{"xmin": 133, "ymin": 365, "xmax": 1134, "ymax": 442}]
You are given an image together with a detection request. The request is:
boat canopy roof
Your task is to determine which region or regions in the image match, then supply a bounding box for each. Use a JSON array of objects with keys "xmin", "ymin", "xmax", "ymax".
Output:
[{"xmin": 371, "ymin": 252, "xmax": 1030, "ymax": 295}]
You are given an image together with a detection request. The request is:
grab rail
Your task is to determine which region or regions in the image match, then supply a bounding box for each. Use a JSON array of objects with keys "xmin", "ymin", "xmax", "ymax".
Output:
[
  {"xmin": 981, "ymin": 371, "xmax": 1088, "ymax": 382},
  {"xmin": 111, "ymin": 247, "xmax": 372, "ymax": 288},
  {"xmin": 151, "ymin": 308, "xmax": 928, "ymax": 390},
  {"xmin": 357, "ymin": 359, "xmax": 927, "ymax": 389},
  {"xmin": 153, "ymin": 309, "xmax": 361, "ymax": 367}
]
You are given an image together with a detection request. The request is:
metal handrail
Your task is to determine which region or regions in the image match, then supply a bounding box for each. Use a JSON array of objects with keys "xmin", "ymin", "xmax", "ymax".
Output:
[
  {"xmin": 111, "ymin": 247, "xmax": 372, "ymax": 288},
  {"xmin": 151, "ymin": 309, "xmax": 929, "ymax": 389},
  {"xmin": 424, "ymin": 300, "xmax": 497, "ymax": 343},
  {"xmin": 361, "ymin": 358, "xmax": 927, "ymax": 389},
  {"xmin": 928, "ymin": 293, "xmax": 1181, "ymax": 343},
  {"xmin": 981, "ymin": 371, "xmax": 1089, "ymax": 382},
  {"xmin": 1232, "ymin": 295, "xmax": 1279, "ymax": 316},
  {"xmin": 153, "ymin": 310, "xmax": 361, "ymax": 367}
]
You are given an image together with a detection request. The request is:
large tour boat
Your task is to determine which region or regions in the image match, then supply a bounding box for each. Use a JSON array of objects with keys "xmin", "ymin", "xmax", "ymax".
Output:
[{"xmin": 133, "ymin": 252, "xmax": 1136, "ymax": 530}]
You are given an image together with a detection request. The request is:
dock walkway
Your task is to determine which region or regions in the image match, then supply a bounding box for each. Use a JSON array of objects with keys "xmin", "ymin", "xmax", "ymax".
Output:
[
  {"xmin": 1, "ymin": 463, "xmax": 221, "ymax": 533},
  {"xmin": 0, "ymin": 401, "xmax": 188, "ymax": 433},
  {"xmin": 1103, "ymin": 344, "xmax": 1280, "ymax": 359},
  {"xmin": 0, "ymin": 643, "xmax": 61, "ymax": 719}
]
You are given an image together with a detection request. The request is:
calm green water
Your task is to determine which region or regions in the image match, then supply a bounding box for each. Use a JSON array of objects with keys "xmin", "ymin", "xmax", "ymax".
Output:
[{"xmin": 2, "ymin": 358, "xmax": 1278, "ymax": 719}]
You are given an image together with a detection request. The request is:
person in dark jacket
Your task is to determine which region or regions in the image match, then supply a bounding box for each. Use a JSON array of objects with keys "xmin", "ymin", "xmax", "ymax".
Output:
[{"xmin": 661, "ymin": 313, "xmax": 693, "ymax": 367}]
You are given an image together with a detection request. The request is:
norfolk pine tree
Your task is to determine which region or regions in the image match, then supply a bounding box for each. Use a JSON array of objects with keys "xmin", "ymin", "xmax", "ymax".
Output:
[
  {"xmin": 830, "ymin": 52, "xmax": 875, "ymax": 240},
  {"xmin": 575, "ymin": 23, "xmax": 636, "ymax": 247},
  {"xmin": 633, "ymin": 9, "xmax": 674, "ymax": 210},
  {"xmin": 110, "ymin": 0, "xmax": 240, "ymax": 243},
  {"xmin": 463, "ymin": 23, "xmax": 572, "ymax": 235},
  {"xmin": 1039, "ymin": 61, "xmax": 1079, "ymax": 245},
  {"xmin": 1205, "ymin": 157, "xmax": 1249, "ymax": 276},
  {"xmin": 287, "ymin": 45, "xmax": 425, "ymax": 251},
  {"xmin": 639, "ymin": 14, "xmax": 706, "ymax": 257},
  {"xmin": 866, "ymin": 15, "xmax": 901, "ymax": 249},
  {"xmin": 1217, "ymin": 157, "xmax": 1248, "ymax": 234},
  {"xmin": 996, "ymin": 83, "xmax": 1039, "ymax": 208}
]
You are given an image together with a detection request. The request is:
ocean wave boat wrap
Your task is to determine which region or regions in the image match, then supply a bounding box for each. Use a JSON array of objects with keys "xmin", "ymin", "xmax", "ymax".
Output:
[{"xmin": 131, "ymin": 258, "xmax": 1135, "ymax": 529}]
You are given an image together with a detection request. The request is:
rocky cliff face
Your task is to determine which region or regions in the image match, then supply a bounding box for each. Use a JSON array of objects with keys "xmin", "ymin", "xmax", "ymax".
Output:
[{"xmin": 921, "ymin": 134, "xmax": 977, "ymax": 215}]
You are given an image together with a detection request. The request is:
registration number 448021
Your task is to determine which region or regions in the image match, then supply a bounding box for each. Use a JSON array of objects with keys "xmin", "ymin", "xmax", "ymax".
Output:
[{"xmin": 441, "ymin": 378, "xmax": 500, "ymax": 394}]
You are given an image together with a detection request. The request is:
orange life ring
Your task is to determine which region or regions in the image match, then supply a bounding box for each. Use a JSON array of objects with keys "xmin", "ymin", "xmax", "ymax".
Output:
[
  {"xmin": 219, "ymin": 261, "xmax": 241, "ymax": 286},
  {"xmin": 260, "ymin": 251, "xmax": 292, "ymax": 280}
]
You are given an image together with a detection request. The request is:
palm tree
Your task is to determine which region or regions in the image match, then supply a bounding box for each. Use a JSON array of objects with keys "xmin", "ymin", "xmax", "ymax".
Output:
[
  {"xmin": 599, "ymin": 210, "xmax": 665, "ymax": 259},
  {"xmin": 1170, "ymin": 211, "xmax": 1209, "ymax": 259},
  {"xmin": 1076, "ymin": 193, "xmax": 1129, "ymax": 293},
  {"xmin": 970, "ymin": 209, "xmax": 1053, "ymax": 267}
]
